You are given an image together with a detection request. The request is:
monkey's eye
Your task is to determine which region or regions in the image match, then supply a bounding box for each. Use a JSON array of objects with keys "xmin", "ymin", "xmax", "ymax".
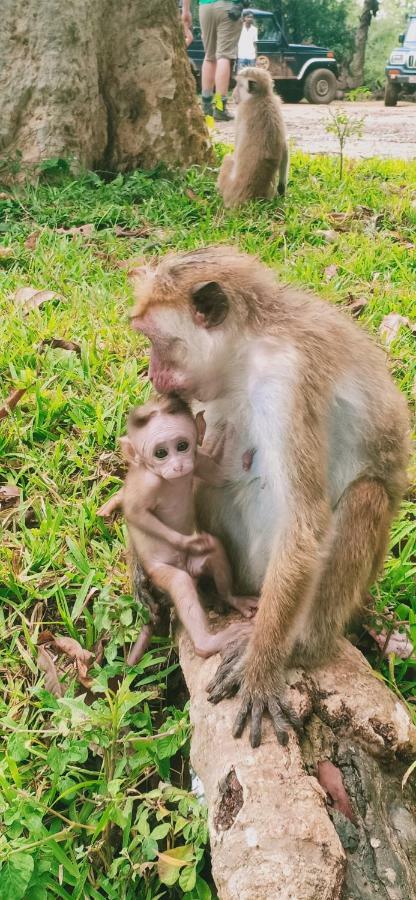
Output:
[
  {"xmin": 154, "ymin": 448, "xmax": 168, "ymax": 459},
  {"xmin": 177, "ymin": 440, "xmax": 189, "ymax": 452}
]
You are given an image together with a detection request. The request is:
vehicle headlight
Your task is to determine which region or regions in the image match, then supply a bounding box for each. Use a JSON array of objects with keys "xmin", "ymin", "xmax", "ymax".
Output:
[{"xmin": 389, "ymin": 51, "xmax": 405, "ymax": 64}]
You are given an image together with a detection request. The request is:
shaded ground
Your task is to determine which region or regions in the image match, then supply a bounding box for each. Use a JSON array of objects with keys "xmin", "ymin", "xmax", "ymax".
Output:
[{"xmin": 214, "ymin": 100, "xmax": 416, "ymax": 159}]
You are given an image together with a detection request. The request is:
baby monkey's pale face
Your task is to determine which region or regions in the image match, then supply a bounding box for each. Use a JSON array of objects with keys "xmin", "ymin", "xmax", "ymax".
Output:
[{"xmin": 130, "ymin": 412, "xmax": 197, "ymax": 480}]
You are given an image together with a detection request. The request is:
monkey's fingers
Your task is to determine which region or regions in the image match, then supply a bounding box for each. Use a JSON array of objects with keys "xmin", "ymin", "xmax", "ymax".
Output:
[
  {"xmin": 249, "ymin": 697, "xmax": 265, "ymax": 747},
  {"xmin": 277, "ymin": 694, "xmax": 304, "ymax": 735},
  {"xmin": 232, "ymin": 695, "xmax": 252, "ymax": 739},
  {"xmin": 267, "ymin": 697, "xmax": 289, "ymax": 746}
]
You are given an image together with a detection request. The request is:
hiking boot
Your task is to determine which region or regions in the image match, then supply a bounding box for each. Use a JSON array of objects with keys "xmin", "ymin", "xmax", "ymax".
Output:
[
  {"xmin": 213, "ymin": 104, "xmax": 234, "ymax": 122},
  {"xmin": 202, "ymin": 95, "xmax": 213, "ymax": 117}
]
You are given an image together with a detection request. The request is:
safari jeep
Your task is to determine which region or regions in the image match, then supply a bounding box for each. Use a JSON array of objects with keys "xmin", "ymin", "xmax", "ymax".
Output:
[
  {"xmin": 187, "ymin": 7, "xmax": 339, "ymax": 104},
  {"xmin": 385, "ymin": 15, "xmax": 416, "ymax": 106}
]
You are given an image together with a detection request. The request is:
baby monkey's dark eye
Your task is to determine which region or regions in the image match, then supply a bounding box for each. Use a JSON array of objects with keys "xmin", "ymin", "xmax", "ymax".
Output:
[
  {"xmin": 154, "ymin": 448, "xmax": 168, "ymax": 459},
  {"xmin": 177, "ymin": 440, "xmax": 189, "ymax": 452}
]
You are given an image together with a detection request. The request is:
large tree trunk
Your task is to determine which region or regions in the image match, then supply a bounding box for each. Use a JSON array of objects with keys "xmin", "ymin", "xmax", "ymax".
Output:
[
  {"xmin": 179, "ymin": 624, "xmax": 416, "ymax": 900},
  {"xmin": 0, "ymin": 0, "xmax": 211, "ymax": 172},
  {"xmin": 346, "ymin": 0, "xmax": 379, "ymax": 89}
]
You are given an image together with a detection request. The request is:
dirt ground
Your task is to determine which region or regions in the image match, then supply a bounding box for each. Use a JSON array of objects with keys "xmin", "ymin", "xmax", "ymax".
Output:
[{"xmin": 214, "ymin": 100, "xmax": 416, "ymax": 160}]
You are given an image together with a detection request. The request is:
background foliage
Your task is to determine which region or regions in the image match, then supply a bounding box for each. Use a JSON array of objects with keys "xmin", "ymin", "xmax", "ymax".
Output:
[{"xmin": 0, "ymin": 149, "xmax": 415, "ymax": 897}]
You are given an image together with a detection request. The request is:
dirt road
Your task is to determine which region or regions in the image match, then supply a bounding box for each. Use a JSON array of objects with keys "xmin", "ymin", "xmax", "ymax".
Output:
[{"xmin": 214, "ymin": 100, "xmax": 416, "ymax": 160}]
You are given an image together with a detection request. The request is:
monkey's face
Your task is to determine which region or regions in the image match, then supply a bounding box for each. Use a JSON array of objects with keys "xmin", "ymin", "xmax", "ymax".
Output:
[
  {"xmin": 234, "ymin": 68, "xmax": 271, "ymax": 104},
  {"xmin": 131, "ymin": 281, "xmax": 235, "ymax": 403},
  {"xmin": 131, "ymin": 412, "xmax": 197, "ymax": 480}
]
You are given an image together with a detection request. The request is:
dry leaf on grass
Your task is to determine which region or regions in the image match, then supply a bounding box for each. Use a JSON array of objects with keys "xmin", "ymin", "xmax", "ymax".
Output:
[
  {"xmin": 379, "ymin": 312, "xmax": 415, "ymax": 347},
  {"xmin": 0, "ymin": 387, "xmax": 27, "ymax": 420},
  {"xmin": 316, "ymin": 229, "xmax": 338, "ymax": 243},
  {"xmin": 346, "ymin": 294, "xmax": 368, "ymax": 318},
  {"xmin": 13, "ymin": 286, "xmax": 61, "ymax": 313},
  {"xmin": 327, "ymin": 211, "xmax": 351, "ymax": 231},
  {"xmin": 56, "ymin": 223, "xmax": 94, "ymax": 238},
  {"xmin": 0, "ymin": 246, "xmax": 14, "ymax": 259},
  {"xmin": 37, "ymin": 645, "xmax": 65, "ymax": 697},
  {"xmin": 324, "ymin": 264, "xmax": 338, "ymax": 282},
  {"xmin": 40, "ymin": 338, "xmax": 81, "ymax": 356},
  {"xmin": 114, "ymin": 225, "xmax": 151, "ymax": 238},
  {"xmin": 367, "ymin": 626, "xmax": 414, "ymax": 660},
  {"xmin": 185, "ymin": 188, "xmax": 207, "ymax": 204},
  {"xmin": 0, "ymin": 192, "xmax": 11, "ymax": 200},
  {"xmin": 24, "ymin": 231, "xmax": 42, "ymax": 250},
  {"xmin": 38, "ymin": 631, "xmax": 95, "ymax": 692},
  {"xmin": 0, "ymin": 485, "xmax": 20, "ymax": 509}
]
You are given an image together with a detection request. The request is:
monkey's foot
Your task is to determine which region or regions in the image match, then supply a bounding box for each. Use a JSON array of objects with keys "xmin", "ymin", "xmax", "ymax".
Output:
[
  {"xmin": 227, "ymin": 594, "xmax": 258, "ymax": 618},
  {"xmin": 232, "ymin": 688, "xmax": 303, "ymax": 749}
]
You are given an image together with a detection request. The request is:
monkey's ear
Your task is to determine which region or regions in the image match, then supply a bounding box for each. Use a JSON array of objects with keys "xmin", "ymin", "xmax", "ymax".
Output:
[
  {"xmin": 195, "ymin": 410, "xmax": 206, "ymax": 446},
  {"xmin": 190, "ymin": 281, "xmax": 229, "ymax": 328},
  {"xmin": 119, "ymin": 436, "xmax": 137, "ymax": 463},
  {"xmin": 247, "ymin": 79, "xmax": 257, "ymax": 93}
]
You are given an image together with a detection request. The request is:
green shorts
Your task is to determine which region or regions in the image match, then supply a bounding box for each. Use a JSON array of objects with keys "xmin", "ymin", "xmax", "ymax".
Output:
[{"xmin": 199, "ymin": 1, "xmax": 242, "ymax": 62}]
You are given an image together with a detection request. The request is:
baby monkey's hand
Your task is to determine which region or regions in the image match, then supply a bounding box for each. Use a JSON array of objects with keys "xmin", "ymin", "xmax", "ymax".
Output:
[{"xmin": 184, "ymin": 532, "xmax": 216, "ymax": 555}]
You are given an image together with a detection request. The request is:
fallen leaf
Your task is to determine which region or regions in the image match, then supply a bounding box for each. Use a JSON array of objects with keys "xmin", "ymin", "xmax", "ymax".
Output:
[
  {"xmin": 40, "ymin": 338, "xmax": 81, "ymax": 356},
  {"xmin": 185, "ymin": 188, "xmax": 207, "ymax": 204},
  {"xmin": 14, "ymin": 286, "xmax": 61, "ymax": 313},
  {"xmin": 324, "ymin": 264, "xmax": 338, "ymax": 282},
  {"xmin": 346, "ymin": 295, "xmax": 368, "ymax": 318},
  {"xmin": 37, "ymin": 645, "xmax": 65, "ymax": 697},
  {"xmin": 317, "ymin": 760, "xmax": 355, "ymax": 822},
  {"xmin": 24, "ymin": 231, "xmax": 41, "ymax": 250},
  {"xmin": 56, "ymin": 223, "xmax": 94, "ymax": 238},
  {"xmin": 368, "ymin": 626, "xmax": 414, "ymax": 660},
  {"xmin": 316, "ymin": 229, "xmax": 338, "ymax": 243},
  {"xmin": 0, "ymin": 246, "xmax": 14, "ymax": 259},
  {"xmin": 328, "ymin": 211, "xmax": 351, "ymax": 231},
  {"xmin": 379, "ymin": 312, "xmax": 414, "ymax": 347},
  {"xmin": 48, "ymin": 634, "xmax": 94, "ymax": 666},
  {"xmin": 114, "ymin": 225, "xmax": 150, "ymax": 238},
  {"xmin": 0, "ymin": 485, "xmax": 20, "ymax": 509},
  {"xmin": 0, "ymin": 387, "xmax": 27, "ymax": 420}
]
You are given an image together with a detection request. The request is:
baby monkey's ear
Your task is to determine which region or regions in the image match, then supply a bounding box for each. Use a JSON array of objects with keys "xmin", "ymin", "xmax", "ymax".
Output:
[
  {"xmin": 195, "ymin": 410, "xmax": 206, "ymax": 446},
  {"xmin": 119, "ymin": 436, "xmax": 137, "ymax": 463},
  {"xmin": 247, "ymin": 79, "xmax": 257, "ymax": 93}
]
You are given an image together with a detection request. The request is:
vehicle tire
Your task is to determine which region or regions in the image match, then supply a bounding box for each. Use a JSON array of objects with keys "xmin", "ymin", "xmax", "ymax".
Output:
[
  {"xmin": 304, "ymin": 68, "xmax": 337, "ymax": 104},
  {"xmin": 384, "ymin": 79, "xmax": 399, "ymax": 106}
]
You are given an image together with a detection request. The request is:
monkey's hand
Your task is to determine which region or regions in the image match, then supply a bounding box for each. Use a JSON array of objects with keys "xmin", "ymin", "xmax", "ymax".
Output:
[
  {"xmin": 185, "ymin": 532, "xmax": 217, "ymax": 556},
  {"xmin": 207, "ymin": 645, "xmax": 302, "ymax": 748}
]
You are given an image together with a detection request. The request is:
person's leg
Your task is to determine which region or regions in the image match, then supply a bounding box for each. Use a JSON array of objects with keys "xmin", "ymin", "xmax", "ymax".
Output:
[
  {"xmin": 213, "ymin": 3, "xmax": 242, "ymax": 120},
  {"xmin": 199, "ymin": 3, "xmax": 217, "ymax": 115}
]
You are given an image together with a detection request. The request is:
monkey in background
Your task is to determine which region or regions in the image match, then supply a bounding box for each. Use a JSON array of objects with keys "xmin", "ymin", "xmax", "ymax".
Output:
[
  {"xmin": 218, "ymin": 67, "xmax": 289, "ymax": 207},
  {"xmin": 129, "ymin": 247, "xmax": 410, "ymax": 748},
  {"xmin": 121, "ymin": 396, "xmax": 257, "ymax": 660}
]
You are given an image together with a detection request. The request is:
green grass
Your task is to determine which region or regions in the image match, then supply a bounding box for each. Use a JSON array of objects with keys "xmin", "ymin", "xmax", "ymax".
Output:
[{"xmin": 0, "ymin": 151, "xmax": 415, "ymax": 899}]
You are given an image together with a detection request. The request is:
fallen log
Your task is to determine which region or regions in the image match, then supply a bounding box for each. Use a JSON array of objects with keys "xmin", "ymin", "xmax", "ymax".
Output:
[{"xmin": 178, "ymin": 624, "xmax": 416, "ymax": 900}]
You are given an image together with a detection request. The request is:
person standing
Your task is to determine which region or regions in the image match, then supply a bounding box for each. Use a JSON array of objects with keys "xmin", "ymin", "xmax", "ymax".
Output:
[
  {"xmin": 182, "ymin": 0, "xmax": 243, "ymax": 121},
  {"xmin": 237, "ymin": 12, "xmax": 258, "ymax": 70}
]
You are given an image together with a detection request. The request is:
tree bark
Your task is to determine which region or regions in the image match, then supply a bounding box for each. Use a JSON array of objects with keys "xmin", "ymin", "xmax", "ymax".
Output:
[
  {"xmin": 0, "ymin": 0, "xmax": 211, "ymax": 172},
  {"xmin": 346, "ymin": 0, "xmax": 379, "ymax": 89},
  {"xmin": 179, "ymin": 623, "xmax": 416, "ymax": 900}
]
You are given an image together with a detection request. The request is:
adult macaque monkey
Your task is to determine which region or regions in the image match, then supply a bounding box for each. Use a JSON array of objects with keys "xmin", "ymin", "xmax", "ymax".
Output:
[
  {"xmin": 129, "ymin": 247, "xmax": 409, "ymax": 748},
  {"xmin": 218, "ymin": 67, "xmax": 289, "ymax": 207},
  {"xmin": 121, "ymin": 396, "xmax": 257, "ymax": 659}
]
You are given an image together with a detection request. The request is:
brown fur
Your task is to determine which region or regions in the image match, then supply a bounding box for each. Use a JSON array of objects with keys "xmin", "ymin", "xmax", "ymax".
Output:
[
  {"xmin": 217, "ymin": 67, "xmax": 289, "ymax": 207},
  {"xmin": 130, "ymin": 247, "xmax": 410, "ymax": 746}
]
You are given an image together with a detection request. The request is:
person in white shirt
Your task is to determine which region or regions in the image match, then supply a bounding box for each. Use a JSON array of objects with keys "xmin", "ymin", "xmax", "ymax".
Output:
[{"xmin": 237, "ymin": 12, "xmax": 258, "ymax": 70}]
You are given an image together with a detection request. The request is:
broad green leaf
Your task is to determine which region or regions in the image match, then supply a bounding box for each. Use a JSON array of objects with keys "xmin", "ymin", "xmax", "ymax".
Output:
[
  {"xmin": 0, "ymin": 853, "xmax": 34, "ymax": 900},
  {"xmin": 179, "ymin": 864, "xmax": 197, "ymax": 892},
  {"xmin": 151, "ymin": 822, "xmax": 171, "ymax": 840}
]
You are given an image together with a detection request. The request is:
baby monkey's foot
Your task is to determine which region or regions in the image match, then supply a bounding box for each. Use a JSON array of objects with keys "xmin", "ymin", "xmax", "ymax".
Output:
[
  {"xmin": 227, "ymin": 594, "xmax": 258, "ymax": 619},
  {"xmin": 194, "ymin": 620, "xmax": 254, "ymax": 660}
]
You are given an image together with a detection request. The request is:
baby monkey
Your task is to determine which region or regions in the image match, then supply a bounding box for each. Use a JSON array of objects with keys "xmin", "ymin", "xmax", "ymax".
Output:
[{"xmin": 121, "ymin": 396, "xmax": 257, "ymax": 658}]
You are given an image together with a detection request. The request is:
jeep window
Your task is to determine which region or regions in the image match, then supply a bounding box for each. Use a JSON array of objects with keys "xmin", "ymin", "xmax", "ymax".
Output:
[
  {"xmin": 256, "ymin": 16, "xmax": 282, "ymax": 43},
  {"xmin": 405, "ymin": 20, "xmax": 416, "ymax": 45}
]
